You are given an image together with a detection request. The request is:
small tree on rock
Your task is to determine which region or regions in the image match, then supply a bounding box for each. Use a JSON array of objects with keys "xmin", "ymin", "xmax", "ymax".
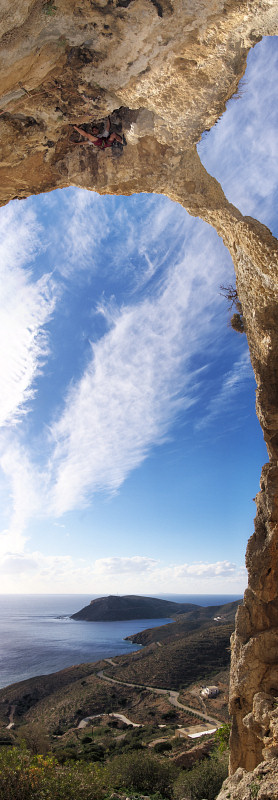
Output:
[{"xmin": 220, "ymin": 284, "xmax": 245, "ymax": 333}]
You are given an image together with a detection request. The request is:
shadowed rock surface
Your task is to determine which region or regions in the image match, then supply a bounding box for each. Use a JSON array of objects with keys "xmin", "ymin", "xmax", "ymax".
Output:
[{"xmin": 1, "ymin": 0, "xmax": 278, "ymax": 785}]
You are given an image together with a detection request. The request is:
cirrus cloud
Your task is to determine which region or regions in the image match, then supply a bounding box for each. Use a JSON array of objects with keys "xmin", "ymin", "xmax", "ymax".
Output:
[{"xmin": 0, "ymin": 201, "xmax": 57, "ymax": 428}]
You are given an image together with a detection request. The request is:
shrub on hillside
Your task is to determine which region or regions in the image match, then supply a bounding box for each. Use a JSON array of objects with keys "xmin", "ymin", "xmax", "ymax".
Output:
[
  {"xmin": 105, "ymin": 751, "xmax": 177, "ymax": 797},
  {"xmin": 17, "ymin": 723, "xmax": 50, "ymax": 756},
  {"xmin": 173, "ymin": 754, "xmax": 228, "ymax": 800},
  {"xmin": 0, "ymin": 746, "xmax": 105, "ymax": 800},
  {"xmin": 153, "ymin": 741, "xmax": 173, "ymax": 753}
]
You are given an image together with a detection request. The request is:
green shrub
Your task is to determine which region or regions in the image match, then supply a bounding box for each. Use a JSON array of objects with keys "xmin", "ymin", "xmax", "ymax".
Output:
[
  {"xmin": 162, "ymin": 710, "xmax": 177, "ymax": 720},
  {"xmin": 153, "ymin": 741, "xmax": 172, "ymax": 753},
  {"xmin": 215, "ymin": 724, "xmax": 231, "ymax": 753},
  {"xmin": 173, "ymin": 754, "xmax": 228, "ymax": 800},
  {"xmin": 55, "ymin": 745, "xmax": 79, "ymax": 763},
  {"xmin": 83, "ymin": 743, "xmax": 105, "ymax": 762},
  {"xmin": 17, "ymin": 722, "xmax": 50, "ymax": 755},
  {"xmin": 0, "ymin": 746, "xmax": 105, "ymax": 800},
  {"xmin": 105, "ymin": 751, "xmax": 177, "ymax": 797}
]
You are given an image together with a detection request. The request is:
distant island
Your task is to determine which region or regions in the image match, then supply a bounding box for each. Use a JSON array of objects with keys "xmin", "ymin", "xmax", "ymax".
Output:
[
  {"xmin": 71, "ymin": 594, "xmax": 198, "ymax": 621},
  {"xmin": 71, "ymin": 594, "xmax": 240, "ymax": 622}
]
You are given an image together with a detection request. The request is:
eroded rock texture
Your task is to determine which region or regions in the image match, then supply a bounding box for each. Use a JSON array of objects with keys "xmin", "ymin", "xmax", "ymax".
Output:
[
  {"xmin": 217, "ymin": 757, "xmax": 278, "ymax": 800},
  {"xmin": 1, "ymin": 0, "xmax": 278, "ymax": 778}
]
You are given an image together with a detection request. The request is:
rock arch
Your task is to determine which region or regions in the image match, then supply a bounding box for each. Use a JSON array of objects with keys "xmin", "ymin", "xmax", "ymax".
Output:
[{"xmin": 1, "ymin": 0, "xmax": 278, "ymax": 776}]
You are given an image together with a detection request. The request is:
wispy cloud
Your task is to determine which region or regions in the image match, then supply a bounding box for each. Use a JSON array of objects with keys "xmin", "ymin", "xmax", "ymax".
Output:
[
  {"xmin": 0, "ymin": 202, "xmax": 56, "ymax": 427},
  {"xmin": 0, "ymin": 439, "xmax": 43, "ymax": 555},
  {"xmin": 52, "ymin": 189, "xmax": 110, "ymax": 277},
  {"xmin": 48, "ymin": 218, "xmax": 233, "ymax": 515},
  {"xmin": 0, "ymin": 190, "xmax": 253, "ymax": 573},
  {"xmin": 196, "ymin": 350, "xmax": 252, "ymax": 431}
]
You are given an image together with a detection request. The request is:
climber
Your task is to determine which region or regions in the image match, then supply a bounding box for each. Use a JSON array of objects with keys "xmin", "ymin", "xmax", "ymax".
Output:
[{"xmin": 72, "ymin": 117, "xmax": 126, "ymax": 149}]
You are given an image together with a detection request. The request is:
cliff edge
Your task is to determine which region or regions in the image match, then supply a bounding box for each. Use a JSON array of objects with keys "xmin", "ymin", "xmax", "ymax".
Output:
[{"xmin": 1, "ymin": 0, "xmax": 278, "ymax": 784}]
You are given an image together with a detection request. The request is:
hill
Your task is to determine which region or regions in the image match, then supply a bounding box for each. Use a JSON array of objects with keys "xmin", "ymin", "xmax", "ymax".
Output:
[
  {"xmin": 126, "ymin": 600, "xmax": 241, "ymax": 645},
  {"xmin": 71, "ymin": 594, "xmax": 200, "ymax": 621},
  {"xmin": 104, "ymin": 622, "xmax": 234, "ymax": 690}
]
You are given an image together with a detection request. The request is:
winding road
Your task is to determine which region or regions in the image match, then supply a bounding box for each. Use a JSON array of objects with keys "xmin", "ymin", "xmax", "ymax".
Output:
[
  {"xmin": 6, "ymin": 665, "xmax": 223, "ymax": 735},
  {"xmin": 95, "ymin": 668, "xmax": 222, "ymax": 729},
  {"xmin": 78, "ymin": 711, "xmax": 142, "ymax": 729},
  {"xmin": 6, "ymin": 704, "xmax": 16, "ymax": 730}
]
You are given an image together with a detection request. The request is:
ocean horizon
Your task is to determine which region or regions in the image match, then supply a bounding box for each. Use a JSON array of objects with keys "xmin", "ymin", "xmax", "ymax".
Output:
[{"xmin": 0, "ymin": 593, "xmax": 242, "ymax": 689}]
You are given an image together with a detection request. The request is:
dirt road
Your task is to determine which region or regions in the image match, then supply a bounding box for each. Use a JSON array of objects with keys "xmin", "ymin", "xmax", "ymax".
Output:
[{"xmin": 96, "ymin": 669, "xmax": 221, "ymax": 728}]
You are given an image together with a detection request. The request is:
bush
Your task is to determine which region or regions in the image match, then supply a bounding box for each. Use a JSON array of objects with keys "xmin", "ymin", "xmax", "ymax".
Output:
[
  {"xmin": 82, "ymin": 743, "xmax": 105, "ymax": 762},
  {"xmin": 55, "ymin": 745, "xmax": 79, "ymax": 763},
  {"xmin": 173, "ymin": 754, "xmax": 228, "ymax": 800},
  {"xmin": 215, "ymin": 724, "xmax": 231, "ymax": 753},
  {"xmin": 153, "ymin": 741, "xmax": 172, "ymax": 753},
  {"xmin": 230, "ymin": 312, "xmax": 245, "ymax": 333},
  {"xmin": 0, "ymin": 746, "xmax": 105, "ymax": 800},
  {"xmin": 162, "ymin": 710, "xmax": 177, "ymax": 720},
  {"xmin": 105, "ymin": 751, "xmax": 177, "ymax": 798},
  {"xmin": 17, "ymin": 723, "xmax": 50, "ymax": 756}
]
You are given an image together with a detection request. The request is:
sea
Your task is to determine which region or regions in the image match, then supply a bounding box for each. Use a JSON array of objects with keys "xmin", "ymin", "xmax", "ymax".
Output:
[{"xmin": 0, "ymin": 593, "xmax": 242, "ymax": 690}]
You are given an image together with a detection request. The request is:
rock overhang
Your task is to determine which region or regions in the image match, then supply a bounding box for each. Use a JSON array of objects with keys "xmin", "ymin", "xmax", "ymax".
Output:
[{"xmin": 1, "ymin": 0, "xmax": 278, "ymax": 780}]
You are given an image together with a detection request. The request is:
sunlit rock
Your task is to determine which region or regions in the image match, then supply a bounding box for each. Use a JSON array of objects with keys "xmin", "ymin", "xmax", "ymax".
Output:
[{"xmin": 1, "ymin": 0, "xmax": 278, "ymax": 782}]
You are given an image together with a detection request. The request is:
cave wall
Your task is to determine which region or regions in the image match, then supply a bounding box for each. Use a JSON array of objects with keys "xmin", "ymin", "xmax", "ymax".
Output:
[{"xmin": 1, "ymin": 0, "xmax": 278, "ymax": 782}]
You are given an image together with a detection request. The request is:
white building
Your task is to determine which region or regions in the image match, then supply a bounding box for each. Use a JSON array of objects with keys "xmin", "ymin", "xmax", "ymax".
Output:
[{"xmin": 201, "ymin": 686, "xmax": 219, "ymax": 698}]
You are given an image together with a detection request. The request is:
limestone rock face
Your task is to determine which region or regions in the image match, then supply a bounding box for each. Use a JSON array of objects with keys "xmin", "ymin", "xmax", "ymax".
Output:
[
  {"xmin": 1, "ymin": 0, "xmax": 278, "ymax": 780},
  {"xmin": 217, "ymin": 757, "xmax": 278, "ymax": 800}
]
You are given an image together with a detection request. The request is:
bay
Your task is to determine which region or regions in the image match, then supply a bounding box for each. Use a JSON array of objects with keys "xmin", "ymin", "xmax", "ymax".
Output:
[{"xmin": 0, "ymin": 593, "xmax": 242, "ymax": 689}]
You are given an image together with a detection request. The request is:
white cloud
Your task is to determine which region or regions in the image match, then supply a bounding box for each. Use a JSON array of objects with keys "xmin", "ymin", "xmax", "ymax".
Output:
[
  {"xmin": 172, "ymin": 560, "xmax": 245, "ymax": 578},
  {"xmin": 0, "ymin": 549, "xmax": 246, "ymax": 594},
  {"xmin": 49, "ymin": 218, "xmax": 233, "ymax": 515},
  {"xmin": 0, "ymin": 201, "xmax": 56, "ymax": 427},
  {"xmin": 0, "ymin": 554, "xmax": 38, "ymax": 574},
  {"xmin": 0, "ymin": 440, "xmax": 43, "ymax": 555},
  {"xmin": 94, "ymin": 556, "xmax": 246, "ymax": 583},
  {"xmin": 95, "ymin": 556, "xmax": 158, "ymax": 575},
  {"xmin": 0, "ymin": 193, "xmax": 243, "ymax": 555},
  {"xmin": 54, "ymin": 189, "xmax": 110, "ymax": 276},
  {"xmin": 0, "ymin": 188, "xmax": 255, "ymax": 575}
]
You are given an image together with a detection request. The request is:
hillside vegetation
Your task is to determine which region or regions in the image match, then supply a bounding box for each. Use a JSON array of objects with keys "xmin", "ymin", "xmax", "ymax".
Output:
[
  {"xmin": 0, "ymin": 601, "xmax": 237, "ymax": 799},
  {"xmin": 126, "ymin": 600, "xmax": 240, "ymax": 645},
  {"xmin": 105, "ymin": 623, "xmax": 234, "ymax": 689}
]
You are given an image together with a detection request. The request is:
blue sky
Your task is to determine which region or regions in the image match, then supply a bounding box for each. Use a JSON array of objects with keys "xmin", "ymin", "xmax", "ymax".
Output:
[{"xmin": 0, "ymin": 37, "xmax": 277, "ymax": 595}]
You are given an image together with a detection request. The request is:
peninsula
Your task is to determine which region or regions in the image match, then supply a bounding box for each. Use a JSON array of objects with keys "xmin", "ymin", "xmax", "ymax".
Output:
[
  {"xmin": 71, "ymin": 594, "xmax": 240, "ymax": 622},
  {"xmin": 71, "ymin": 594, "xmax": 194, "ymax": 621}
]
